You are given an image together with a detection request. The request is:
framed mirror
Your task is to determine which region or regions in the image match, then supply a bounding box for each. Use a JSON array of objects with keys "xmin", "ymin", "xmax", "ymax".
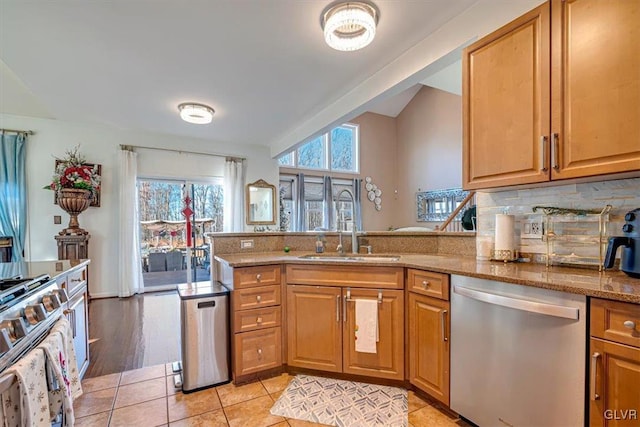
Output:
[{"xmin": 246, "ymin": 179, "xmax": 276, "ymax": 225}]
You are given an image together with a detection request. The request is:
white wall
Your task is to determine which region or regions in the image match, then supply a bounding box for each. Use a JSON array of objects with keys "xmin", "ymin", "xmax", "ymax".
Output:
[{"xmin": 1, "ymin": 113, "xmax": 278, "ymax": 297}]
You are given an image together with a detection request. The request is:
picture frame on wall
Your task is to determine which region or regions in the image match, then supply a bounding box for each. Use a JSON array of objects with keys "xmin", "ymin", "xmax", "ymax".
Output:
[{"xmin": 53, "ymin": 160, "xmax": 102, "ymax": 207}]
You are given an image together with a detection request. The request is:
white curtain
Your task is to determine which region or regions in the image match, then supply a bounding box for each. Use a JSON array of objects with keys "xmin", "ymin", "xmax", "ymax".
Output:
[
  {"xmin": 118, "ymin": 149, "xmax": 144, "ymax": 297},
  {"xmin": 223, "ymin": 158, "xmax": 245, "ymax": 232}
]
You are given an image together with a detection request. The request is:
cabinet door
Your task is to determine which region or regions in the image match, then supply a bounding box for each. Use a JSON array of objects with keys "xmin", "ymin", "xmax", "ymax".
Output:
[
  {"xmin": 343, "ymin": 289, "xmax": 404, "ymax": 380},
  {"xmin": 589, "ymin": 338, "xmax": 640, "ymax": 427},
  {"xmin": 463, "ymin": 3, "xmax": 551, "ymax": 190},
  {"xmin": 408, "ymin": 293, "xmax": 450, "ymax": 405},
  {"xmin": 551, "ymin": 0, "xmax": 640, "ymax": 180},
  {"xmin": 286, "ymin": 285, "xmax": 342, "ymax": 372},
  {"xmin": 67, "ymin": 291, "xmax": 89, "ymax": 378}
]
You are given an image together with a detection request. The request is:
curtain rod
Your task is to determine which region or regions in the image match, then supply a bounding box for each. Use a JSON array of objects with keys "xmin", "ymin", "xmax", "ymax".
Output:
[
  {"xmin": 1, "ymin": 128, "xmax": 35, "ymax": 135},
  {"xmin": 120, "ymin": 144, "xmax": 245, "ymax": 161}
]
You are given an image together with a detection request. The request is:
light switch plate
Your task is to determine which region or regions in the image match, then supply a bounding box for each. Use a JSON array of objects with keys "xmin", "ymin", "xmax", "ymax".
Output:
[
  {"xmin": 522, "ymin": 219, "xmax": 544, "ymax": 239},
  {"xmin": 241, "ymin": 239, "xmax": 254, "ymax": 249},
  {"xmin": 54, "ymin": 215, "xmax": 62, "ymax": 224}
]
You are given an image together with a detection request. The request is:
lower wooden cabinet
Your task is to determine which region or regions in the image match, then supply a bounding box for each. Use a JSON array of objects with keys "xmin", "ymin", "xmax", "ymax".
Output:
[
  {"xmin": 589, "ymin": 298, "xmax": 640, "ymax": 427},
  {"xmin": 234, "ymin": 327, "xmax": 282, "ymax": 377},
  {"xmin": 286, "ymin": 284, "xmax": 404, "ymax": 380},
  {"xmin": 408, "ymin": 292, "xmax": 450, "ymax": 405}
]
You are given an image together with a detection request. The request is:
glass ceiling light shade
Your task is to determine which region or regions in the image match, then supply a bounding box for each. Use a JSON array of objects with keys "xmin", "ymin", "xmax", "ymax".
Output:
[
  {"xmin": 178, "ymin": 103, "xmax": 214, "ymax": 124},
  {"xmin": 323, "ymin": 2, "xmax": 378, "ymax": 52}
]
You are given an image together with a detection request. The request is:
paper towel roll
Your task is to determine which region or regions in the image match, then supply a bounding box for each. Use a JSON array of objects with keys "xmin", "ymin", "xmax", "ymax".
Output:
[{"xmin": 495, "ymin": 214, "xmax": 515, "ymax": 251}]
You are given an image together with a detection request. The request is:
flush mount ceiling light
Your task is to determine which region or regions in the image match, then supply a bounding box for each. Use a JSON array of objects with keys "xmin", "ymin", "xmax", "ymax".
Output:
[
  {"xmin": 322, "ymin": 1, "xmax": 378, "ymax": 52},
  {"xmin": 178, "ymin": 103, "xmax": 214, "ymax": 124}
]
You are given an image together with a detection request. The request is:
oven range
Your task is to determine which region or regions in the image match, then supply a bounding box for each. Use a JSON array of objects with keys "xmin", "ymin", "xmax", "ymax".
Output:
[{"xmin": 0, "ymin": 274, "xmax": 68, "ymax": 371}]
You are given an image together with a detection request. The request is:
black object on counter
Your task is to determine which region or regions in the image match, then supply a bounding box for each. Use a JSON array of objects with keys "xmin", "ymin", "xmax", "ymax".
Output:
[{"xmin": 604, "ymin": 208, "xmax": 640, "ymax": 278}]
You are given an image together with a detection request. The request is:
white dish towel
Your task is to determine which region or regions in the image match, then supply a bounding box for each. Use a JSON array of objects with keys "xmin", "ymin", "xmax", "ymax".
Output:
[{"xmin": 355, "ymin": 299, "xmax": 378, "ymax": 353}]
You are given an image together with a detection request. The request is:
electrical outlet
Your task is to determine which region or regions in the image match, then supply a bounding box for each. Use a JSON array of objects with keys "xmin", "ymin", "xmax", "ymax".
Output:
[
  {"xmin": 522, "ymin": 219, "xmax": 544, "ymax": 239},
  {"xmin": 240, "ymin": 239, "xmax": 254, "ymax": 249},
  {"xmin": 54, "ymin": 215, "xmax": 62, "ymax": 225}
]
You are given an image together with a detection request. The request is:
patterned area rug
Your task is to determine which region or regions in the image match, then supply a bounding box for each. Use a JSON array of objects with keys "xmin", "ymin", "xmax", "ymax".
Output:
[{"xmin": 270, "ymin": 374, "xmax": 408, "ymax": 427}]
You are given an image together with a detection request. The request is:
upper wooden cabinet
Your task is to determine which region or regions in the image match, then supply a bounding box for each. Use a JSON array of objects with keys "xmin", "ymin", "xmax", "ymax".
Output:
[{"xmin": 463, "ymin": 0, "xmax": 640, "ymax": 190}]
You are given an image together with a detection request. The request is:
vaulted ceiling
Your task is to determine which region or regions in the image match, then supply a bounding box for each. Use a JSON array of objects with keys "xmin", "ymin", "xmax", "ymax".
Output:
[{"xmin": 0, "ymin": 1, "xmax": 542, "ymax": 156}]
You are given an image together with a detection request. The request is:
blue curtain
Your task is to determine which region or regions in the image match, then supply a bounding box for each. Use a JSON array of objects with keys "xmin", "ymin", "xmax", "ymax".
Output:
[{"xmin": 0, "ymin": 133, "xmax": 27, "ymax": 262}]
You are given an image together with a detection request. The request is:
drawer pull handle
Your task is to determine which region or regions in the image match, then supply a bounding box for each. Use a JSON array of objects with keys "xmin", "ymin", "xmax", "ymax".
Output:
[
  {"xmin": 71, "ymin": 278, "xmax": 82, "ymax": 283},
  {"xmin": 256, "ymin": 295, "xmax": 261, "ymax": 303},
  {"xmin": 591, "ymin": 352, "xmax": 601, "ymax": 401},
  {"xmin": 422, "ymin": 280, "xmax": 430, "ymax": 289},
  {"xmin": 257, "ymin": 348, "xmax": 262, "ymax": 358},
  {"xmin": 256, "ymin": 274, "xmax": 261, "ymax": 281},
  {"xmin": 256, "ymin": 317, "xmax": 262, "ymax": 325},
  {"xmin": 336, "ymin": 295, "xmax": 340, "ymax": 322},
  {"xmin": 623, "ymin": 320, "xmax": 636, "ymax": 330}
]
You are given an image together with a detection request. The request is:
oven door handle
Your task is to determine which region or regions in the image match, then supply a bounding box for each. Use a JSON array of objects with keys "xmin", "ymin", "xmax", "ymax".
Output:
[{"xmin": 453, "ymin": 285, "xmax": 579, "ymax": 320}]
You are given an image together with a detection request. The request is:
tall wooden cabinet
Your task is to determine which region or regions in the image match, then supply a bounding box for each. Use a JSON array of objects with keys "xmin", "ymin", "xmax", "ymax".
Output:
[
  {"xmin": 286, "ymin": 265, "xmax": 405, "ymax": 381},
  {"xmin": 407, "ymin": 269, "xmax": 450, "ymax": 405},
  {"xmin": 589, "ymin": 298, "xmax": 640, "ymax": 427},
  {"xmin": 463, "ymin": 0, "xmax": 640, "ymax": 190}
]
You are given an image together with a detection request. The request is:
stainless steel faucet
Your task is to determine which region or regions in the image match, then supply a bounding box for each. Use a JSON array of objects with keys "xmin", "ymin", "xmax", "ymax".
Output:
[{"xmin": 335, "ymin": 188, "xmax": 358, "ymax": 255}]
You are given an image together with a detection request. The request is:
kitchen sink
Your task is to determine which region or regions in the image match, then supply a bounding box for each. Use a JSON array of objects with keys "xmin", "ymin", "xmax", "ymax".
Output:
[{"xmin": 298, "ymin": 254, "xmax": 400, "ymax": 262}]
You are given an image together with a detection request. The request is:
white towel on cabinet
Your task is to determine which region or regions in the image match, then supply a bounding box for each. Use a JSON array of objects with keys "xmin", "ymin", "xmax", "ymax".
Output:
[
  {"xmin": 49, "ymin": 316, "xmax": 82, "ymax": 400},
  {"xmin": 2, "ymin": 348, "xmax": 50, "ymax": 427},
  {"xmin": 40, "ymin": 330, "xmax": 75, "ymax": 426},
  {"xmin": 355, "ymin": 299, "xmax": 378, "ymax": 353}
]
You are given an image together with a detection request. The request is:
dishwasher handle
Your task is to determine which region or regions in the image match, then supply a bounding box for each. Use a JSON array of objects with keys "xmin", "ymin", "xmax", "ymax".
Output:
[{"xmin": 453, "ymin": 285, "xmax": 579, "ymax": 320}]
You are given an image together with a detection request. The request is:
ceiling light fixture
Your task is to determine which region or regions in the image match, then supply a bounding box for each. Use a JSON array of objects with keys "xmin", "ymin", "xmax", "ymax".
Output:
[
  {"xmin": 178, "ymin": 103, "xmax": 214, "ymax": 124},
  {"xmin": 322, "ymin": 1, "xmax": 378, "ymax": 52}
]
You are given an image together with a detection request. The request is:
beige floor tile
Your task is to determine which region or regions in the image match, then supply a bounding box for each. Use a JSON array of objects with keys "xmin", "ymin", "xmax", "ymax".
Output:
[
  {"xmin": 114, "ymin": 377, "xmax": 167, "ymax": 408},
  {"xmin": 120, "ymin": 364, "xmax": 167, "ymax": 385},
  {"xmin": 166, "ymin": 375, "xmax": 181, "ymax": 396},
  {"xmin": 270, "ymin": 390, "xmax": 284, "ymax": 401},
  {"xmin": 81, "ymin": 373, "xmax": 121, "ymax": 393},
  {"xmin": 270, "ymin": 422, "xmax": 290, "ymax": 427},
  {"xmin": 409, "ymin": 405, "xmax": 459, "ymax": 427},
  {"xmin": 109, "ymin": 397, "xmax": 168, "ymax": 427},
  {"xmin": 74, "ymin": 411, "xmax": 111, "ymax": 427},
  {"xmin": 216, "ymin": 381, "xmax": 268, "ymax": 407},
  {"xmin": 74, "ymin": 387, "xmax": 117, "ymax": 418},
  {"xmin": 223, "ymin": 395, "xmax": 284, "ymax": 427},
  {"xmin": 260, "ymin": 373, "xmax": 293, "ymax": 394},
  {"xmin": 168, "ymin": 387, "xmax": 222, "ymax": 422},
  {"xmin": 287, "ymin": 419, "xmax": 331, "ymax": 426},
  {"xmin": 168, "ymin": 409, "xmax": 229, "ymax": 427},
  {"xmin": 408, "ymin": 391, "xmax": 430, "ymax": 413}
]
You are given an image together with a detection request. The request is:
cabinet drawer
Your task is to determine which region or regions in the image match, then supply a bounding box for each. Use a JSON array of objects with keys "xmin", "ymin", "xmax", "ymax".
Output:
[
  {"xmin": 234, "ymin": 327, "xmax": 282, "ymax": 376},
  {"xmin": 286, "ymin": 264, "xmax": 403, "ymax": 289},
  {"xmin": 234, "ymin": 306, "xmax": 281, "ymax": 333},
  {"xmin": 407, "ymin": 269, "xmax": 449, "ymax": 300},
  {"xmin": 233, "ymin": 265, "xmax": 281, "ymax": 289},
  {"xmin": 591, "ymin": 298, "xmax": 640, "ymax": 348},
  {"xmin": 233, "ymin": 285, "xmax": 281, "ymax": 311},
  {"xmin": 57, "ymin": 266, "xmax": 88, "ymax": 297}
]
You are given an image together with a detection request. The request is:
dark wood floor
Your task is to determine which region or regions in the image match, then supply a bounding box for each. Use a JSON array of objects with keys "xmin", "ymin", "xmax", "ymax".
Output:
[{"xmin": 85, "ymin": 290, "xmax": 181, "ymax": 378}]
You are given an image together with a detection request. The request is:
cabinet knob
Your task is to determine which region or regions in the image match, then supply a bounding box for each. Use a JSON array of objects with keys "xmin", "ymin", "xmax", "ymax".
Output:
[
  {"xmin": 256, "ymin": 274, "xmax": 261, "ymax": 281},
  {"xmin": 623, "ymin": 320, "xmax": 636, "ymax": 330},
  {"xmin": 256, "ymin": 316, "xmax": 262, "ymax": 325},
  {"xmin": 257, "ymin": 348, "xmax": 263, "ymax": 358},
  {"xmin": 256, "ymin": 295, "xmax": 262, "ymax": 303},
  {"xmin": 422, "ymin": 280, "xmax": 430, "ymax": 289}
]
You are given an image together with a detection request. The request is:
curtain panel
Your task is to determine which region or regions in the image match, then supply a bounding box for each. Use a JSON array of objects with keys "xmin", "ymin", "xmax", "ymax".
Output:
[
  {"xmin": 0, "ymin": 133, "xmax": 27, "ymax": 262},
  {"xmin": 118, "ymin": 149, "xmax": 144, "ymax": 297},
  {"xmin": 223, "ymin": 159, "xmax": 245, "ymax": 232}
]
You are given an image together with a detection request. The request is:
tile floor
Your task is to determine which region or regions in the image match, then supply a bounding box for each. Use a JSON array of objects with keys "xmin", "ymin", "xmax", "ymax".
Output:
[{"xmin": 75, "ymin": 363, "xmax": 470, "ymax": 427}]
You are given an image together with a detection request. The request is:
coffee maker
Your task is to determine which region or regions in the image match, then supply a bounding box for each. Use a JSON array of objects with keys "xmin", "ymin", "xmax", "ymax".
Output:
[{"xmin": 604, "ymin": 208, "xmax": 640, "ymax": 278}]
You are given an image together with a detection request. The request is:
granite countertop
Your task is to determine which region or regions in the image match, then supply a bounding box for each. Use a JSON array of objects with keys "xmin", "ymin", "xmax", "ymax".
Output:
[
  {"xmin": 0, "ymin": 259, "xmax": 90, "ymax": 282},
  {"xmin": 214, "ymin": 251, "xmax": 640, "ymax": 304}
]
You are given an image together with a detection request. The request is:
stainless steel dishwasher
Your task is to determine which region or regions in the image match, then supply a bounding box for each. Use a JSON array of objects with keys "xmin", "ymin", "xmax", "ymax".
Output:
[
  {"xmin": 178, "ymin": 281, "xmax": 230, "ymax": 392},
  {"xmin": 450, "ymin": 274, "xmax": 586, "ymax": 427}
]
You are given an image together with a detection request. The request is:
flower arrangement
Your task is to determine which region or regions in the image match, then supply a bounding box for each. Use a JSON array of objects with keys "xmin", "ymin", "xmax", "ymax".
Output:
[{"xmin": 45, "ymin": 145, "xmax": 101, "ymax": 198}]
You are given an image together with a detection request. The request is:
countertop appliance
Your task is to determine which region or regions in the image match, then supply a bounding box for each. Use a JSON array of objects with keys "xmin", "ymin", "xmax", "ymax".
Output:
[
  {"xmin": 178, "ymin": 281, "xmax": 230, "ymax": 392},
  {"xmin": 450, "ymin": 274, "xmax": 586, "ymax": 427},
  {"xmin": 604, "ymin": 208, "xmax": 640, "ymax": 278}
]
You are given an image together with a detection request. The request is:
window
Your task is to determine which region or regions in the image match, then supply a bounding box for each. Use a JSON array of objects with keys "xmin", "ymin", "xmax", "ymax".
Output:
[
  {"xmin": 279, "ymin": 174, "xmax": 361, "ymax": 232},
  {"xmin": 278, "ymin": 124, "xmax": 359, "ymax": 173}
]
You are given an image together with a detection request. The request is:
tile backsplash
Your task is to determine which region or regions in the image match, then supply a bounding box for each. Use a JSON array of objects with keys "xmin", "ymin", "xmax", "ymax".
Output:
[{"xmin": 476, "ymin": 177, "xmax": 640, "ymax": 263}]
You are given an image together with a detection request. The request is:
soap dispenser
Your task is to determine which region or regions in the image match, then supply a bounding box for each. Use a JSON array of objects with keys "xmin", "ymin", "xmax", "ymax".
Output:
[{"xmin": 316, "ymin": 235, "xmax": 325, "ymax": 253}]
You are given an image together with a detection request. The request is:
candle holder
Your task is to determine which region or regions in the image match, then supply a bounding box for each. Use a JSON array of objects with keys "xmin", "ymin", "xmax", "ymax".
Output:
[{"xmin": 492, "ymin": 249, "xmax": 518, "ymax": 262}]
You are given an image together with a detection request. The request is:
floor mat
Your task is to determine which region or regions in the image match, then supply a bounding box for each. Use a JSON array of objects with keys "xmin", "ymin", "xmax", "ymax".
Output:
[{"xmin": 270, "ymin": 374, "xmax": 408, "ymax": 427}]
